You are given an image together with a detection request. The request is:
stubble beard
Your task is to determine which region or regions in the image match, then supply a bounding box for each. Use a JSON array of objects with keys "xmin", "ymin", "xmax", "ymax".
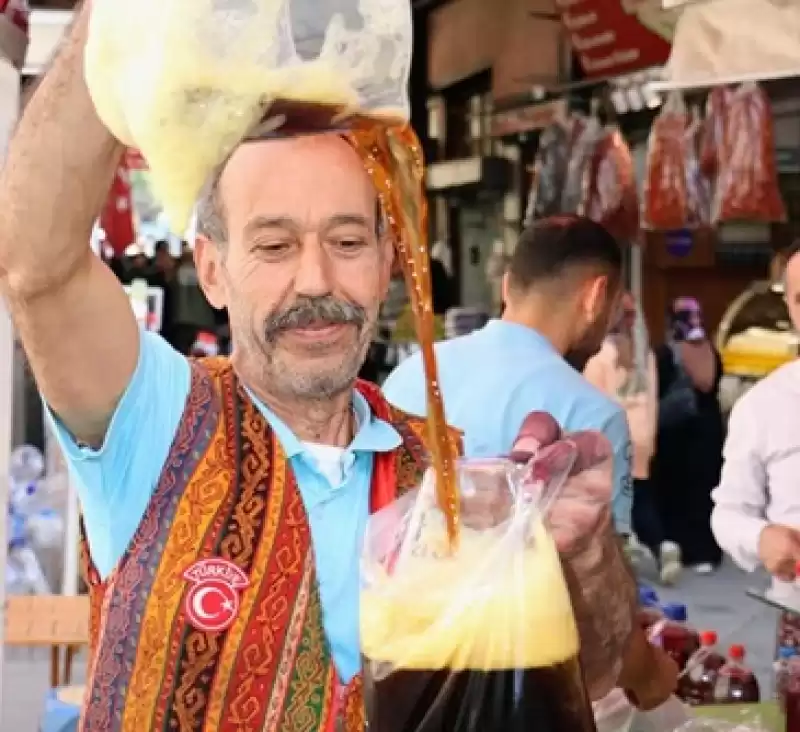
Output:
[{"xmin": 239, "ymin": 317, "xmax": 377, "ymax": 402}]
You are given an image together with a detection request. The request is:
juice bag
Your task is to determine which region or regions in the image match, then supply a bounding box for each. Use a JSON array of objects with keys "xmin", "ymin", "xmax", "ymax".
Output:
[
  {"xmin": 360, "ymin": 456, "xmax": 600, "ymax": 732},
  {"xmin": 84, "ymin": 0, "xmax": 412, "ymax": 232}
]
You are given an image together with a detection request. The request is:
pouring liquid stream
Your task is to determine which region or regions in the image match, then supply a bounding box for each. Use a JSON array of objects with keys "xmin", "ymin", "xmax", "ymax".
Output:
[{"xmin": 348, "ymin": 122, "xmax": 460, "ymax": 545}]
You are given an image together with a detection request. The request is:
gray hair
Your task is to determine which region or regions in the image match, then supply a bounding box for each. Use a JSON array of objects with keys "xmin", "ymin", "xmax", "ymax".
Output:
[
  {"xmin": 196, "ymin": 161, "xmax": 228, "ymax": 246},
  {"xmin": 194, "ymin": 137, "xmax": 389, "ymax": 249}
]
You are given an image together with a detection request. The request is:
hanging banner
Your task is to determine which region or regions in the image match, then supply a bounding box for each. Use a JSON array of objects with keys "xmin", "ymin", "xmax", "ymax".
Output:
[
  {"xmin": 557, "ymin": 0, "xmax": 679, "ymax": 78},
  {"xmin": 100, "ymin": 159, "xmax": 135, "ymax": 258}
]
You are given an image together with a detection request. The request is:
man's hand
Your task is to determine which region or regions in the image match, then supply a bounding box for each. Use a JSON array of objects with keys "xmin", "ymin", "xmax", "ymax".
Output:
[
  {"xmin": 758, "ymin": 524, "xmax": 800, "ymax": 581},
  {"xmin": 512, "ymin": 412, "xmax": 638, "ymax": 700},
  {"xmin": 620, "ymin": 640, "xmax": 680, "ymax": 711}
]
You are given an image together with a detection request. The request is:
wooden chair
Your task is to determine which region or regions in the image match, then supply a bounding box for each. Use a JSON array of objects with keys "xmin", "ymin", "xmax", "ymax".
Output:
[{"xmin": 5, "ymin": 595, "xmax": 90, "ymax": 688}]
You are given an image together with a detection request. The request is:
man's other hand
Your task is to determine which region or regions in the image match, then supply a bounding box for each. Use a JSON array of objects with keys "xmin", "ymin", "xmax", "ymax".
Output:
[{"xmin": 758, "ymin": 524, "xmax": 800, "ymax": 581}]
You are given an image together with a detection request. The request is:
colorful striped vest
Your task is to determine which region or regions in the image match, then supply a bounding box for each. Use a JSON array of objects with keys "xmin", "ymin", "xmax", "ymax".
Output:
[{"xmin": 79, "ymin": 358, "xmax": 459, "ymax": 732}]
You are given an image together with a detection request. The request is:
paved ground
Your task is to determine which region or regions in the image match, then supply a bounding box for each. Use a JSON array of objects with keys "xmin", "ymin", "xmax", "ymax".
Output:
[
  {"xmin": 0, "ymin": 558, "xmax": 780, "ymax": 731},
  {"xmin": 636, "ymin": 555, "xmax": 777, "ymax": 694}
]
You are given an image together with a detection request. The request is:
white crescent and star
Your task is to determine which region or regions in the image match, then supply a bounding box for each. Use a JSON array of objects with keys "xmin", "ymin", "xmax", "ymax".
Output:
[{"xmin": 191, "ymin": 586, "xmax": 230, "ymax": 621}]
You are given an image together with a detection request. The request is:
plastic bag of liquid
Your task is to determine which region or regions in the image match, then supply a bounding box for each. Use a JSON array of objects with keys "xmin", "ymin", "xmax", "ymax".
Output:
[
  {"xmin": 713, "ymin": 83, "xmax": 786, "ymax": 224},
  {"xmin": 580, "ymin": 126, "xmax": 640, "ymax": 243},
  {"xmin": 361, "ymin": 444, "xmax": 614, "ymax": 732},
  {"xmin": 85, "ymin": 0, "xmax": 412, "ymax": 232},
  {"xmin": 642, "ymin": 94, "xmax": 689, "ymax": 231}
]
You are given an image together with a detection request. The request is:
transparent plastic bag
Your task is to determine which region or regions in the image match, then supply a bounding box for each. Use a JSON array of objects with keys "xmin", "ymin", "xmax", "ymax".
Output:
[
  {"xmin": 360, "ymin": 454, "xmax": 609, "ymax": 732},
  {"xmin": 361, "ymin": 407, "xmax": 631, "ymax": 732},
  {"xmin": 642, "ymin": 94, "xmax": 688, "ymax": 231},
  {"xmin": 713, "ymin": 83, "xmax": 786, "ymax": 224},
  {"xmin": 684, "ymin": 116, "xmax": 712, "ymax": 229},
  {"xmin": 699, "ymin": 87, "xmax": 732, "ymax": 179},
  {"xmin": 580, "ymin": 126, "xmax": 640, "ymax": 243},
  {"xmin": 562, "ymin": 114, "xmax": 602, "ymax": 214},
  {"xmin": 526, "ymin": 121, "xmax": 570, "ymax": 224},
  {"xmin": 85, "ymin": 0, "xmax": 412, "ymax": 231}
]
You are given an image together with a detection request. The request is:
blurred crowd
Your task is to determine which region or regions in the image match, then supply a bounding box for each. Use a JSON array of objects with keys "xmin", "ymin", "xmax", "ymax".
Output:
[
  {"xmin": 101, "ymin": 241, "xmax": 230, "ymax": 356},
  {"xmin": 585, "ymin": 293, "xmax": 725, "ymax": 584}
]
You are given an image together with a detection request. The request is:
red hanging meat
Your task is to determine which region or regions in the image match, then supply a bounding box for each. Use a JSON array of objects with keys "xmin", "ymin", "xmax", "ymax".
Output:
[
  {"xmin": 713, "ymin": 83, "xmax": 786, "ymax": 224},
  {"xmin": 642, "ymin": 97, "xmax": 688, "ymax": 231},
  {"xmin": 580, "ymin": 126, "xmax": 640, "ymax": 243}
]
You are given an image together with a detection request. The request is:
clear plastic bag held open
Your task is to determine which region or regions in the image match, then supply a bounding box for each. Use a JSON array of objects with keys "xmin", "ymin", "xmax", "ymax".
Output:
[
  {"xmin": 360, "ymin": 455, "xmax": 599, "ymax": 732},
  {"xmin": 84, "ymin": 0, "xmax": 412, "ymax": 231}
]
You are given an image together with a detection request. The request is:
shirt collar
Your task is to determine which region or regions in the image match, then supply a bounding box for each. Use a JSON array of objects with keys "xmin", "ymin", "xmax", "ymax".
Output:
[
  {"xmin": 245, "ymin": 387, "xmax": 401, "ymax": 459},
  {"xmin": 482, "ymin": 319, "xmax": 560, "ymax": 355}
]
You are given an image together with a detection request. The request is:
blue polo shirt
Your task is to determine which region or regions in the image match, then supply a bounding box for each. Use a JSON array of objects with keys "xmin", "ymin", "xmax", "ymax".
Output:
[
  {"xmin": 383, "ymin": 319, "xmax": 633, "ymax": 534},
  {"xmin": 47, "ymin": 329, "xmax": 400, "ymax": 682}
]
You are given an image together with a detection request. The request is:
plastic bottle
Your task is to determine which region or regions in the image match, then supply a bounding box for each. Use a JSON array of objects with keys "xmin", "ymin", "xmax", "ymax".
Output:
[
  {"xmin": 713, "ymin": 644, "xmax": 760, "ymax": 703},
  {"xmin": 660, "ymin": 603, "xmax": 700, "ymax": 670},
  {"xmin": 638, "ymin": 587, "xmax": 663, "ymax": 632},
  {"xmin": 785, "ymin": 656, "xmax": 800, "ymax": 732},
  {"xmin": 678, "ymin": 630, "xmax": 727, "ymax": 705},
  {"xmin": 775, "ymin": 646, "xmax": 797, "ymax": 711}
]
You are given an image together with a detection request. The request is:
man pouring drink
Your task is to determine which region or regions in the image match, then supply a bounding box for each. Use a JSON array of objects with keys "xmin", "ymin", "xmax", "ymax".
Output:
[{"xmin": 0, "ymin": 0, "xmax": 675, "ymax": 730}]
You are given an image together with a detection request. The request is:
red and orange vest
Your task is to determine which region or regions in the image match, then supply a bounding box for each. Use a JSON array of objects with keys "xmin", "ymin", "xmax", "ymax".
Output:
[{"xmin": 79, "ymin": 358, "xmax": 457, "ymax": 732}]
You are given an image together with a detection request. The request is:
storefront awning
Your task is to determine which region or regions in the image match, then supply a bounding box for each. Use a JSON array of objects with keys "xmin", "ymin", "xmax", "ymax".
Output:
[{"xmin": 655, "ymin": 0, "xmax": 800, "ymax": 90}]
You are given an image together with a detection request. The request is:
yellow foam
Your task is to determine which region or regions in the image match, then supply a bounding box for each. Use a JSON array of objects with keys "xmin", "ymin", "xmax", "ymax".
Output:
[
  {"xmin": 361, "ymin": 521, "xmax": 579, "ymax": 672},
  {"xmin": 85, "ymin": 0, "xmax": 406, "ymax": 233}
]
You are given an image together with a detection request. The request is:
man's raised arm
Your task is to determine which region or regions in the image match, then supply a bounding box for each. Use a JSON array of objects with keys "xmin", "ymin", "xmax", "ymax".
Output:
[{"xmin": 0, "ymin": 1, "xmax": 139, "ymax": 447}]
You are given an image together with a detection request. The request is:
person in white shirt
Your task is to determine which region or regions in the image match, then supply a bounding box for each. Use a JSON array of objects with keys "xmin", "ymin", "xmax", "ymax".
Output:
[{"xmin": 712, "ymin": 243, "xmax": 800, "ymax": 620}]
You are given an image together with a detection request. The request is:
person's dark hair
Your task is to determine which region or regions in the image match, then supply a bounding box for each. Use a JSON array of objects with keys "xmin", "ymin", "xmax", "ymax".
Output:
[
  {"xmin": 507, "ymin": 215, "xmax": 623, "ymax": 294},
  {"xmin": 154, "ymin": 239, "xmax": 170, "ymax": 255}
]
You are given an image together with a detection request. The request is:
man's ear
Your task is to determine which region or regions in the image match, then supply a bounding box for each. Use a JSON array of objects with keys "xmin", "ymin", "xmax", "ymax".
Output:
[
  {"xmin": 583, "ymin": 274, "xmax": 609, "ymax": 320},
  {"xmin": 501, "ymin": 271, "xmax": 512, "ymax": 305},
  {"xmin": 194, "ymin": 236, "xmax": 227, "ymax": 310}
]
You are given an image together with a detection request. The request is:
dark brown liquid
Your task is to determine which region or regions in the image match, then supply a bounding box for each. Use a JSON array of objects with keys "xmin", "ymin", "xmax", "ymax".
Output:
[
  {"xmin": 347, "ymin": 123, "xmax": 460, "ymax": 542},
  {"xmin": 254, "ymin": 100, "xmax": 403, "ymax": 137},
  {"xmin": 363, "ymin": 656, "xmax": 597, "ymax": 732},
  {"xmin": 678, "ymin": 650, "xmax": 725, "ymax": 705}
]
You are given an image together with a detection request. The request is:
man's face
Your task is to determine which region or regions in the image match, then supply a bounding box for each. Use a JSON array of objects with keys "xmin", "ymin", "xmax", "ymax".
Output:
[
  {"xmin": 197, "ymin": 134, "xmax": 393, "ymax": 400},
  {"xmin": 785, "ymin": 254, "xmax": 800, "ymax": 332},
  {"xmin": 565, "ymin": 275, "xmax": 622, "ymax": 371}
]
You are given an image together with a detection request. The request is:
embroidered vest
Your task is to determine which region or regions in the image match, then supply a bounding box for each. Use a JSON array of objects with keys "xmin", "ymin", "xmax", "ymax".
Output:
[{"xmin": 79, "ymin": 358, "xmax": 460, "ymax": 732}]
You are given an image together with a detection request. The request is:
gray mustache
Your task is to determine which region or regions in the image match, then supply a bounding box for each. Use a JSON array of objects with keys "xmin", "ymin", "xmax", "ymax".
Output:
[{"xmin": 264, "ymin": 296, "xmax": 366, "ymax": 339}]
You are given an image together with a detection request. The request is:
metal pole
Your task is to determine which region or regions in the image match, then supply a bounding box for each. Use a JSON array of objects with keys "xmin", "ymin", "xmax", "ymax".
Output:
[{"xmin": 0, "ymin": 57, "xmax": 21, "ymax": 714}]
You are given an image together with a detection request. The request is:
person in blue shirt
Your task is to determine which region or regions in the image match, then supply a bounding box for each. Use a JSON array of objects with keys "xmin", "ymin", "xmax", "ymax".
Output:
[{"xmin": 384, "ymin": 215, "xmax": 634, "ymax": 536}]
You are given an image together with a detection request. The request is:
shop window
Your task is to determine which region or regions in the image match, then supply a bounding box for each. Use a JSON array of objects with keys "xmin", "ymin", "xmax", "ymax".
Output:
[{"xmin": 442, "ymin": 83, "xmax": 492, "ymax": 160}]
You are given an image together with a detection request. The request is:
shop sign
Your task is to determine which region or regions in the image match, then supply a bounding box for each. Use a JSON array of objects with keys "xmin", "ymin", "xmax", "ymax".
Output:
[
  {"xmin": 491, "ymin": 99, "xmax": 568, "ymax": 137},
  {"xmin": 557, "ymin": 0, "xmax": 677, "ymax": 78}
]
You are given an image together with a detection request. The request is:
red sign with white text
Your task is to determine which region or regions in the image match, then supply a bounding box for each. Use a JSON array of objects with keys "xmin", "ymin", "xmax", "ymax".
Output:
[{"xmin": 558, "ymin": 0, "xmax": 675, "ymax": 78}]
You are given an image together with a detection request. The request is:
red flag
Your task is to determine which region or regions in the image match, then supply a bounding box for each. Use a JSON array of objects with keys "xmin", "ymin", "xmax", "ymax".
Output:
[{"xmin": 100, "ymin": 160, "xmax": 135, "ymax": 257}]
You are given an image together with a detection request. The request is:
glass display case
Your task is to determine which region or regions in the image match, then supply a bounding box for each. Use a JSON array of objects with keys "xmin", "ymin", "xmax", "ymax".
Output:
[{"xmin": 715, "ymin": 279, "xmax": 799, "ymax": 411}]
